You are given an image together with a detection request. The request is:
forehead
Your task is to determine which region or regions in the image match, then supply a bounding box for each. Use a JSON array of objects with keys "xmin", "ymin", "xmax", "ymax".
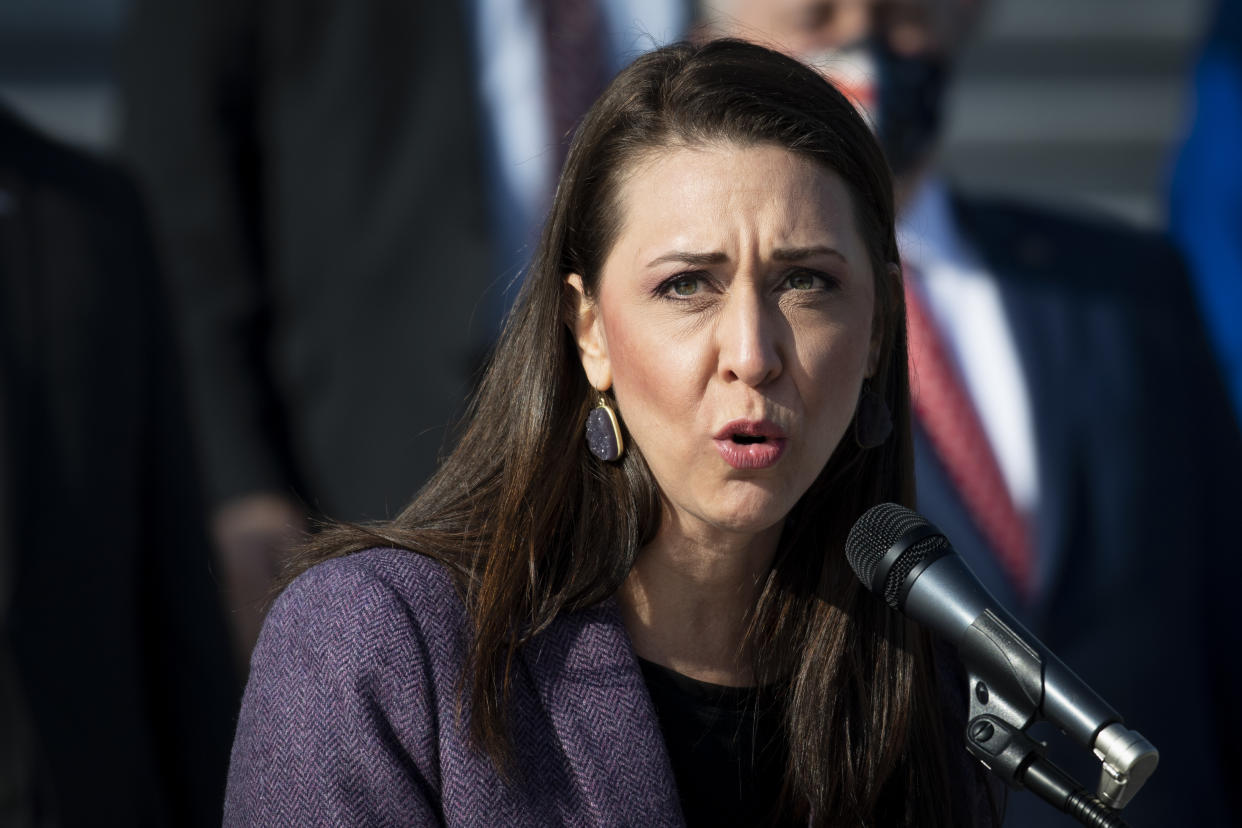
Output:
[{"xmin": 604, "ymin": 141, "xmax": 863, "ymax": 266}]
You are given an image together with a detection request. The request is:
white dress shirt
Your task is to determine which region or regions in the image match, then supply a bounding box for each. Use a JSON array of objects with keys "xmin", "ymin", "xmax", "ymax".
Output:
[{"xmin": 898, "ymin": 177, "xmax": 1041, "ymax": 516}]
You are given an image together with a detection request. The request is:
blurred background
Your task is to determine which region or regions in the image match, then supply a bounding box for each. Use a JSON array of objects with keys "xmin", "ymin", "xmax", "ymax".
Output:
[
  {"xmin": 2, "ymin": 1, "xmax": 1240, "ymax": 826},
  {"xmin": 0, "ymin": 0, "xmax": 1214, "ymax": 226},
  {"xmin": 0, "ymin": 0, "xmax": 125, "ymax": 151}
]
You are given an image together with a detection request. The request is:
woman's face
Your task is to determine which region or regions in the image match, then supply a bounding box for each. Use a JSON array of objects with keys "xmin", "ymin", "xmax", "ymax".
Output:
[{"xmin": 569, "ymin": 142, "xmax": 881, "ymax": 540}]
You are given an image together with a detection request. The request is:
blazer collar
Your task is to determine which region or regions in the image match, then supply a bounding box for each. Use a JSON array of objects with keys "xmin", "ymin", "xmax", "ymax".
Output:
[{"xmin": 521, "ymin": 598, "xmax": 684, "ymax": 827}]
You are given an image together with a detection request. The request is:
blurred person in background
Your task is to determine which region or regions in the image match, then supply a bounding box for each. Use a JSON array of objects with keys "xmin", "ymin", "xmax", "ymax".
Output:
[
  {"xmin": 119, "ymin": 0, "xmax": 687, "ymax": 665},
  {"xmin": 703, "ymin": 1, "xmax": 1242, "ymax": 825},
  {"xmin": 1170, "ymin": 0, "xmax": 1242, "ymax": 425},
  {"xmin": 0, "ymin": 104, "xmax": 235, "ymax": 826}
]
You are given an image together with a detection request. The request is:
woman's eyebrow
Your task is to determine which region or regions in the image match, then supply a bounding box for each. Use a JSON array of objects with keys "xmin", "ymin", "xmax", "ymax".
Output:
[
  {"xmin": 644, "ymin": 246, "xmax": 847, "ymax": 268},
  {"xmin": 645, "ymin": 250, "xmax": 729, "ymax": 268},
  {"xmin": 772, "ymin": 245, "xmax": 848, "ymax": 264}
]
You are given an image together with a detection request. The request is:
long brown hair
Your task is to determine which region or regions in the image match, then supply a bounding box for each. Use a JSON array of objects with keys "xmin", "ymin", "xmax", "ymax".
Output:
[{"xmin": 287, "ymin": 39, "xmax": 954, "ymax": 825}]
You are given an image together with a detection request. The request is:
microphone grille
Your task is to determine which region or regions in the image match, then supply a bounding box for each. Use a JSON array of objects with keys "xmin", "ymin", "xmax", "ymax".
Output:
[{"xmin": 846, "ymin": 503, "xmax": 949, "ymax": 608}]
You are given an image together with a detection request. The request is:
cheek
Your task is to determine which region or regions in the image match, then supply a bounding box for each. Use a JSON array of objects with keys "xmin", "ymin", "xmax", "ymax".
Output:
[
  {"xmin": 601, "ymin": 306, "xmax": 704, "ymax": 435},
  {"xmin": 793, "ymin": 316, "xmax": 874, "ymax": 426},
  {"xmin": 800, "ymin": 323, "xmax": 871, "ymax": 379}
]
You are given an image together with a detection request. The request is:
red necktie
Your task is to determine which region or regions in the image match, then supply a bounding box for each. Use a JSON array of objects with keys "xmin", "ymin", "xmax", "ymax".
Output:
[
  {"xmin": 540, "ymin": 0, "xmax": 610, "ymax": 175},
  {"xmin": 904, "ymin": 271, "xmax": 1034, "ymax": 601}
]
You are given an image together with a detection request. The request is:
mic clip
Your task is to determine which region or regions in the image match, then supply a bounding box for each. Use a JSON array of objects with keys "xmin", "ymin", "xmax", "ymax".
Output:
[
  {"xmin": 965, "ymin": 712, "xmax": 1131, "ymax": 828},
  {"xmin": 955, "ymin": 607, "xmax": 1157, "ymax": 812}
]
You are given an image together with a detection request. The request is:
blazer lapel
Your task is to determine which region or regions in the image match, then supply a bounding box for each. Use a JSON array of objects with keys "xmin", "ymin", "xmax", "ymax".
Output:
[
  {"xmin": 521, "ymin": 599, "xmax": 683, "ymax": 827},
  {"xmin": 951, "ymin": 194, "xmax": 1079, "ymax": 621}
]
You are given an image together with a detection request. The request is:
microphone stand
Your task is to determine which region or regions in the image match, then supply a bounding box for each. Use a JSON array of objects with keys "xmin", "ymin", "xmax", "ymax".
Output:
[
  {"xmin": 956, "ymin": 611, "xmax": 1139, "ymax": 827},
  {"xmin": 965, "ymin": 711, "xmax": 1129, "ymax": 828},
  {"xmin": 844, "ymin": 507, "xmax": 1156, "ymax": 824}
]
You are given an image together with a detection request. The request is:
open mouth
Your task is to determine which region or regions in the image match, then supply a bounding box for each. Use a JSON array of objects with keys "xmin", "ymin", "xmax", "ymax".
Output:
[{"xmin": 713, "ymin": 419, "xmax": 788, "ymax": 469}]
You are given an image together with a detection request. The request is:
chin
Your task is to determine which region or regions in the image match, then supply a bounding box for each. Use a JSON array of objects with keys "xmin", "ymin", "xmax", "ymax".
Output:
[{"xmin": 702, "ymin": 492, "xmax": 793, "ymax": 536}]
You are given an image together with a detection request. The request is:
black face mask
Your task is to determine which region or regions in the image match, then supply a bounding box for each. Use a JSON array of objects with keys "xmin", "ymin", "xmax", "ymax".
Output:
[{"xmin": 871, "ymin": 37, "xmax": 949, "ymax": 177}]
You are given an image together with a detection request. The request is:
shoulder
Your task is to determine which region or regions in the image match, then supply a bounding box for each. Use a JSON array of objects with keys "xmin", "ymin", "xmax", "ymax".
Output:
[
  {"xmin": 1, "ymin": 105, "xmax": 139, "ymax": 212},
  {"xmin": 951, "ymin": 192, "xmax": 1184, "ymax": 297},
  {"xmin": 954, "ymin": 192, "xmax": 1172, "ymax": 254},
  {"xmin": 269, "ymin": 547, "xmax": 464, "ymax": 629},
  {"xmin": 256, "ymin": 547, "xmax": 469, "ymax": 679},
  {"xmin": 226, "ymin": 549, "xmax": 466, "ymax": 823}
]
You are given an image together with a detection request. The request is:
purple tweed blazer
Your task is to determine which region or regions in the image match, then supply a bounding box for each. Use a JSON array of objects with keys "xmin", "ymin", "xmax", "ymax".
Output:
[{"xmin": 224, "ymin": 548, "xmax": 1000, "ymax": 826}]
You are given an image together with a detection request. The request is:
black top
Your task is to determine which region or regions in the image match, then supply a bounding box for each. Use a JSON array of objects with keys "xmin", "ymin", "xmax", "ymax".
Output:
[{"xmin": 638, "ymin": 658, "xmax": 794, "ymax": 827}]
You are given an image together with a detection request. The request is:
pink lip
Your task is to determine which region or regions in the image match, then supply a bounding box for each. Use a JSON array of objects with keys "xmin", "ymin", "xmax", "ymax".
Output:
[{"xmin": 712, "ymin": 419, "xmax": 788, "ymax": 470}]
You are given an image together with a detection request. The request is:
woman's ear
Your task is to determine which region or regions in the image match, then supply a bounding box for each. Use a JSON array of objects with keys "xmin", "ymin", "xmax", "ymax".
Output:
[
  {"xmin": 867, "ymin": 262, "xmax": 901, "ymax": 377},
  {"xmin": 564, "ymin": 273, "xmax": 612, "ymax": 390}
]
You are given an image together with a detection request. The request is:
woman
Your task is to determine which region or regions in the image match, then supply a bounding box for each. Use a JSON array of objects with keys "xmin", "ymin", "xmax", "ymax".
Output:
[{"xmin": 225, "ymin": 39, "xmax": 1000, "ymax": 826}]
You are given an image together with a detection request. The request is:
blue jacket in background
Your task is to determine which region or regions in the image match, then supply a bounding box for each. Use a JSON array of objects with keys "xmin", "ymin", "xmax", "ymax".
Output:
[{"xmin": 1170, "ymin": 0, "xmax": 1242, "ymax": 423}]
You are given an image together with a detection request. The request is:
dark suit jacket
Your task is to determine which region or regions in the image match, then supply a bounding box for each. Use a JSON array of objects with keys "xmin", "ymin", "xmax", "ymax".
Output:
[
  {"xmin": 121, "ymin": 0, "xmax": 493, "ymax": 521},
  {"xmin": 913, "ymin": 194, "xmax": 1242, "ymax": 827},
  {"xmin": 0, "ymin": 106, "xmax": 237, "ymax": 826}
]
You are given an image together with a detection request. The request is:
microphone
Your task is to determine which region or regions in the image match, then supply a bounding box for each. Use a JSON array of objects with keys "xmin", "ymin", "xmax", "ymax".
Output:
[{"xmin": 845, "ymin": 503, "xmax": 1158, "ymax": 817}]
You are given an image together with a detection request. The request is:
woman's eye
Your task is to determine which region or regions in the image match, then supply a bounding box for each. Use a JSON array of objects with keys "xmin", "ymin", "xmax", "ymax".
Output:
[
  {"xmin": 652, "ymin": 272, "xmax": 712, "ymax": 304},
  {"xmin": 785, "ymin": 269, "xmax": 823, "ymax": 290},
  {"xmin": 667, "ymin": 275, "xmax": 701, "ymax": 297}
]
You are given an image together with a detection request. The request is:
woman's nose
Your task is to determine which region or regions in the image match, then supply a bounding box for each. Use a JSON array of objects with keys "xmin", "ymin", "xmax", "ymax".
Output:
[{"xmin": 716, "ymin": 291, "xmax": 783, "ymax": 387}]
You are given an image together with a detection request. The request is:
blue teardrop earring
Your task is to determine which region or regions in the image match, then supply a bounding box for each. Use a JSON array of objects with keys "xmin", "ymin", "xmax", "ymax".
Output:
[{"xmin": 585, "ymin": 394, "xmax": 624, "ymax": 462}]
